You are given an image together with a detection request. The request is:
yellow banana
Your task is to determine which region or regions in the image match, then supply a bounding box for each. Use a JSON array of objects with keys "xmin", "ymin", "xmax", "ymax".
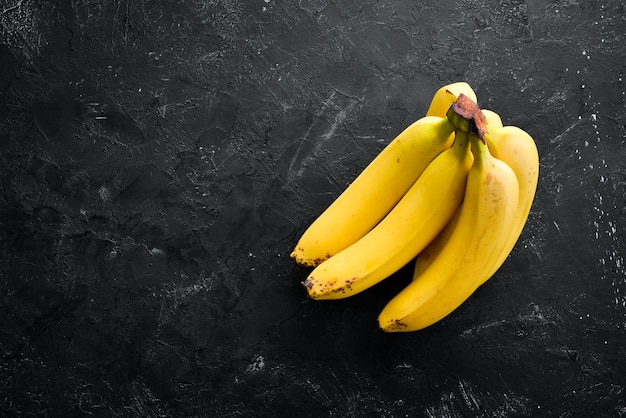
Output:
[
  {"xmin": 302, "ymin": 129, "xmax": 473, "ymax": 300},
  {"xmin": 290, "ymin": 116, "xmax": 455, "ymax": 267},
  {"xmin": 410, "ymin": 206, "xmax": 460, "ymax": 279},
  {"xmin": 446, "ymin": 109, "xmax": 539, "ymax": 280},
  {"xmin": 426, "ymin": 82, "xmax": 477, "ymax": 117},
  {"xmin": 481, "ymin": 109, "xmax": 503, "ymax": 129},
  {"xmin": 483, "ymin": 125, "xmax": 539, "ymax": 279},
  {"xmin": 378, "ymin": 135, "xmax": 519, "ymax": 332},
  {"xmin": 412, "ymin": 109, "xmax": 505, "ymax": 277},
  {"xmin": 290, "ymin": 83, "xmax": 476, "ymax": 268}
]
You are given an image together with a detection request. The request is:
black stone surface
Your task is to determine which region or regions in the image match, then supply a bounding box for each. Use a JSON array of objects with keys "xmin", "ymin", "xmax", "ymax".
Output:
[{"xmin": 1, "ymin": 1, "xmax": 625, "ymax": 416}]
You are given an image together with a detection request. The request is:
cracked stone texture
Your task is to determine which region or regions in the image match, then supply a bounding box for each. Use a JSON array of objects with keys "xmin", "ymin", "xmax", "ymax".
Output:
[{"xmin": 1, "ymin": 0, "xmax": 625, "ymax": 416}]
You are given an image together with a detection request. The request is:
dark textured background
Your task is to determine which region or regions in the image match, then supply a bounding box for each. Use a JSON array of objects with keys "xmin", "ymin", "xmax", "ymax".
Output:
[{"xmin": 1, "ymin": 0, "xmax": 625, "ymax": 416}]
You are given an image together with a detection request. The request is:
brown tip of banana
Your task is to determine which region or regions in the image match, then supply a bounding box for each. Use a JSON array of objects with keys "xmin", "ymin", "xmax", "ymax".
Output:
[
  {"xmin": 290, "ymin": 248, "xmax": 330, "ymax": 268},
  {"xmin": 302, "ymin": 277, "xmax": 315, "ymax": 290},
  {"xmin": 447, "ymin": 93, "xmax": 488, "ymax": 141},
  {"xmin": 450, "ymin": 93, "xmax": 477, "ymax": 120},
  {"xmin": 379, "ymin": 318, "xmax": 409, "ymax": 332},
  {"xmin": 302, "ymin": 276, "xmax": 359, "ymax": 299},
  {"xmin": 473, "ymin": 108, "xmax": 488, "ymax": 142}
]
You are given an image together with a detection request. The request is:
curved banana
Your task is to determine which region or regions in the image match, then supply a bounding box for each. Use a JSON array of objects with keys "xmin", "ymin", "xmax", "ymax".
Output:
[
  {"xmin": 412, "ymin": 109, "xmax": 505, "ymax": 277},
  {"xmin": 290, "ymin": 116, "xmax": 455, "ymax": 267},
  {"xmin": 291, "ymin": 83, "xmax": 476, "ymax": 267},
  {"xmin": 483, "ymin": 125, "xmax": 539, "ymax": 279},
  {"xmin": 449, "ymin": 111, "xmax": 539, "ymax": 279},
  {"xmin": 378, "ymin": 135, "xmax": 519, "ymax": 332},
  {"xmin": 426, "ymin": 82, "xmax": 477, "ymax": 117},
  {"xmin": 302, "ymin": 130, "xmax": 473, "ymax": 299}
]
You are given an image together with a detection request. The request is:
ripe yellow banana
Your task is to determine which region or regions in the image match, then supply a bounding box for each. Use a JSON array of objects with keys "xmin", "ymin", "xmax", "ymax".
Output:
[
  {"xmin": 483, "ymin": 125, "xmax": 539, "ymax": 279},
  {"xmin": 290, "ymin": 115, "xmax": 455, "ymax": 267},
  {"xmin": 290, "ymin": 83, "xmax": 476, "ymax": 268},
  {"xmin": 302, "ymin": 129, "xmax": 473, "ymax": 300},
  {"xmin": 412, "ymin": 109, "xmax": 505, "ymax": 277},
  {"xmin": 426, "ymin": 82, "xmax": 477, "ymax": 117},
  {"xmin": 443, "ymin": 109, "xmax": 539, "ymax": 280},
  {"xmin": 378, "ymin": 135, "xmax": 519, "ymax": 332}
]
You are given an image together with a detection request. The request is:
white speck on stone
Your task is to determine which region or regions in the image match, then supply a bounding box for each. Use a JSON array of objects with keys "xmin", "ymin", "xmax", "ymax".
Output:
[
  {"xmin": 246, "ymin": 355, "xmax": 265, "ymax": 374},
  {"xmin": 98, "ymin": 185, "xmax": 110, "ymax": 201}
]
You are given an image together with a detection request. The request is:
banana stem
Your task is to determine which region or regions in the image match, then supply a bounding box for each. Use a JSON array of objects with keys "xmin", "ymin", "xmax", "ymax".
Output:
[
  {"xmin": 470, "ymin": 134, "xmax": 488, "ymax": 167},
  {"xmin": 446, "ymin": 93, "xmax": 488, "ymax": 141},
  {"xmin": 434, "ymin": 117, "xmax": 456, "ymax": 140},
  {"xmin": 452, "ymin": 129, "xmax": 471, "ymax": 155}
]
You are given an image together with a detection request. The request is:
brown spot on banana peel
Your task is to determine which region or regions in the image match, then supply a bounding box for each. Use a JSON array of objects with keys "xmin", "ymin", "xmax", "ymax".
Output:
[
  {"xmin": 381, "ymin": 318, "xmax": 408, "ymax": 332},
  {"xmin": 291, "ymin": 249, "xmax": 331, "ymax": 268},
  {"xmin": 303, "ymin": 277, "xmax": 332, "ymax": 297},
  {"xmin": 302, "ymin": 276, "xmax": 359, "ymax": 298},
  {"xmin": 332, "ymin": 277, "xmax": 358, "ymax": 294}
]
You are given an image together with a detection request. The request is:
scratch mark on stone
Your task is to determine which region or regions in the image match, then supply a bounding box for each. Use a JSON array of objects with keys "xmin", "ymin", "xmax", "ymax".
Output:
[
  {"xmin": 245, "ymin": 354, "xmax": 265, "ymax": 374},
  {"xmin": 285, "ymin": 91, "xmax": 358, "ymax": 185},
  {"xmin": 458, "ymin": 379, "xmax": 480, "ymax": 412}
]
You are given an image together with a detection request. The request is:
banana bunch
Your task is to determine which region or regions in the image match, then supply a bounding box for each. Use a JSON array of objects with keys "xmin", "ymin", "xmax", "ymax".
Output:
[{"xmin": 290, "ymin": 82, "xmax": 539, "ymax": 332}]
